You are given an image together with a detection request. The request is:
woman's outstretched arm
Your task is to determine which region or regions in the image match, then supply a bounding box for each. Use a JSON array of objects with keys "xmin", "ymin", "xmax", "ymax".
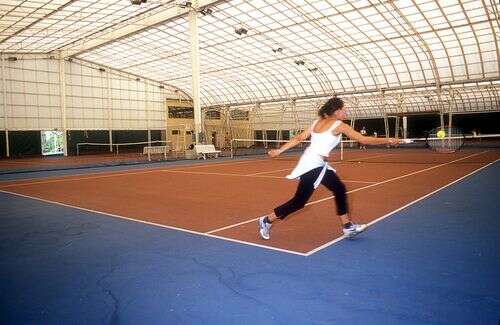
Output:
[
  {"xmin": 335, "ymin": 122, "xmax": 400, "ymax": 146},
  {"xmin": 268, "ymin": 127, "xmax": 312, "ymax": 158}
]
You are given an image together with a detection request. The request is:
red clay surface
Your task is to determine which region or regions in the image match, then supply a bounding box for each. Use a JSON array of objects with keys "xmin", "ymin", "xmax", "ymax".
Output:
[{"xmin": 1, "ymin": 148, "xmax": 498, "ymax": 254}]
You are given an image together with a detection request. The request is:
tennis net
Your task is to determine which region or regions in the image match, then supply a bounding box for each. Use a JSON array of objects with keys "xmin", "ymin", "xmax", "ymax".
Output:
[
  {"xmin": 76, "ymin": 140, "xmax": 172, "ymax": 159},
  {"xmin": 231, "ymin": 134, "xmax": 500, "ymax": 164},
  {"xmin": 231, "ymin": 138, "xmax": 311, "ymax": 159}
]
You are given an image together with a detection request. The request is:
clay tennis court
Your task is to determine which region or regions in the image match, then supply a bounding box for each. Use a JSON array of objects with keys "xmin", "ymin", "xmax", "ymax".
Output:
[{"xmin": 2, "ymin": 148, "xmax": 498, "ymax": 255}]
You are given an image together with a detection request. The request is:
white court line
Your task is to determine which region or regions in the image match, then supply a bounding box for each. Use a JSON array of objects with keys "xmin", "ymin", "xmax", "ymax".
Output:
[
  {"xmin": 163, "ymin": 169, "xmax": 249, "ymax": 177},
  {"xmin": 247, "ymin": 168, "xmax": 292, "ymax": 176},
  {"xmin": 305, "ymin": 157, "xmax": 500, "ymax": 256},
  {"xmin": 0, "ymin": 157, "xmax": 268, "ymax": 187},
  {"xmin": 0, "ymin": 189, "xmax": 306, "ymax": 256},
  {"xmin": 0, "ymin": 159, "xmax": 375, "ymax": 188},
  {"xmin": 247, "ymin": 153, "xmax": 395, "ymax": 177},
  {"xmin": 163, "ymin": 169, "xmax": 376, "ymax": 182},
  {"xmin": 158, "ymin": 169, "xmax": 371, "ymax": 182},
  {"xmin": 205, "ymin": 151, "xmax": 488, "ymax": 234},
  {"xmin": 0, "ymin": 168, "xmax": 164, "ymax": 187},
  {"xmin": 304, "ymin": 151, "xmax": 489, "ymax": 206},
  {"xmin": 0, "ymin": 160, "xmax": 45, "ymax": 165},
  {"xmin": 0, "ymin": 152, "xmax": 391, "ymax": 187},
  {"xmin": 343, "ymin": 153, "xmax": 396, "ymax": 162},
  {"xmin": 161, "ymin": 169, "xmax": 285, "ymax": 179},
  {"xmin": 339, "ymin": 179, "xmax": 377, "ymax": 184}
]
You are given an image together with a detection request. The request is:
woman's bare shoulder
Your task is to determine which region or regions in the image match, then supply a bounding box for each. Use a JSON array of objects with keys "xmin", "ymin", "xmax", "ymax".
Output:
[{"xmin": 332, "ymin": 121, "xmax": 350, "ymax": 134}]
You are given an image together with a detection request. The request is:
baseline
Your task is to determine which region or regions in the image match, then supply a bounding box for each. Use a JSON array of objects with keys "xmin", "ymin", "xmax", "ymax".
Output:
[{"xmin": 0, "ymin": 189, "xmax": 307, "ymax": 256}]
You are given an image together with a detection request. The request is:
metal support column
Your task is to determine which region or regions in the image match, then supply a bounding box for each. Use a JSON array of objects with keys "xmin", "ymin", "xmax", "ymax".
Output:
[
  {"xmin": 382, "ymin": 93, "xmax": 389, "ymax": 138},
  {"xmin": 188, "ymin": 9, "xmax": 203, "ymax": 144},
  {"xmin": 145, "ymin": 82, "xmax": 151, "ymax": 145},
  {"xmin": 107, "ymin": 70, "xmax": 113, "ymax": 152},
  {"xmin": 1, "ymin": 55, "xmax": 9, "ymax": 157},
  {"xmin": 448, "ymin": 88, "xmax": 454, "ymax": 130},
  {"xmin": 59, "ymin": 54, "xmax": 68, "ymax": 156}
]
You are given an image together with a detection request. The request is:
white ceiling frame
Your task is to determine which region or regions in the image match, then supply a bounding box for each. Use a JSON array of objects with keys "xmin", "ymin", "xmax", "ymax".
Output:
[{"xmin": 56, "ymin": 0, "xmax": 225, "ymax": 58}]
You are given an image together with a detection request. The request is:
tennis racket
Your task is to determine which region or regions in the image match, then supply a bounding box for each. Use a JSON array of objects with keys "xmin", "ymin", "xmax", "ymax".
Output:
[{"xmin": 426, "ymin": 127, "xmax": 465, "ymax": 153}]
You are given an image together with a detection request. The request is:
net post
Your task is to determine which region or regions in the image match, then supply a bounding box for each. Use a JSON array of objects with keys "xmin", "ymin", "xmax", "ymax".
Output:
[
  {"xmin": 230, "ymin": 139, "xmax": 234, "ymax": 159},
  {"xmin": 340, "ymin": 139, "xmax": 344, "ymax": 161}
]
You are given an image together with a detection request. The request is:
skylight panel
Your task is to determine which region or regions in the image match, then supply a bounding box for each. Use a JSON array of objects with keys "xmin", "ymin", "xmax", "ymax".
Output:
[{"xmin": 2, "ymin": 0, "xmax": 491, "ymax": 108}]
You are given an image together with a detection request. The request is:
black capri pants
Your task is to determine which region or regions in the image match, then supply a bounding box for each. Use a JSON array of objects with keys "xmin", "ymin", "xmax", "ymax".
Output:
[{"xmin": 274, "ymin": 167, "xmax": 348, "ymax": 219}]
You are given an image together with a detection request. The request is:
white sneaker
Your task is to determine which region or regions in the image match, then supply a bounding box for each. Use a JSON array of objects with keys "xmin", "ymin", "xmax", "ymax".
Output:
[
  {"xmin": 343, "ymin": 223, "xmax": 367, "ymax": 238},
  {"xmin": 258, "ymin": 216, "xmax": 272, "ymax": 240}
]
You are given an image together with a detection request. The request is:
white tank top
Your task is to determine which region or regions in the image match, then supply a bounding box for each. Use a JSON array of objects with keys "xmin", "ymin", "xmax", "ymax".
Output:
[{"xmin": 308, "ymin": 119, "xmax": 342, "ymax": 157}]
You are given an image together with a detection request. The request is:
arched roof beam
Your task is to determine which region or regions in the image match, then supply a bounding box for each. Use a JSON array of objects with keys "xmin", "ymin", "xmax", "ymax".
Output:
[
  {"xmin": 0, "ymin": 0, "xmax": 80, "ymax": 47},
  {"xmin": 287, "ymin": 4, "xmax": 373, "ymax": 91},
  {"xmin": 378, "ymin": 1, "xmax": 428, "ymax": 86},
  {"xmin": 356, "ymin": 1, "xmax": 408, "ymax": 87},
  {"xmin": 387, "ymin": 1, "xmax": 441, "ymax": 87},
  {"xmin": 481, "ymin": 0, "xmax": 499, "ymax": 74},
  {"xmin": 58, "ymin": 0, "xmax": 225, "ymax": 58}
]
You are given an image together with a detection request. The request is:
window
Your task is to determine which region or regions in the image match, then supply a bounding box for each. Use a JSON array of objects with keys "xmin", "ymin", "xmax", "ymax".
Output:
[
  {"xmin": 205, "ymin": 110, "xmax": 221, "ymax": 120},
  {"xmin": 41, "ymin": 130, "xmax": 63, "ymax": 156},
  {"xmin": 230, "ymin": 109, "xmax": 249, "ymax": 120},
  {"xmin": 169, "ymin": 106, "xmax": 194, "ymax": 118}
]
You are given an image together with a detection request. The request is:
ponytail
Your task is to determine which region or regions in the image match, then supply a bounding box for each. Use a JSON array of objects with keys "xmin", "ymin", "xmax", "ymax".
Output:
[{"xmin": 318, "ymin": 97, "xmax": 344, "ymax": 118}]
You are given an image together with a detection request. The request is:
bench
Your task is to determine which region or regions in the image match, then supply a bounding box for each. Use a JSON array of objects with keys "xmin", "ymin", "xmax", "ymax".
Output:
[
  {"xmin": 194, "ymin": 144, "xmax": 221, "ymax": 159},
  {"xmin": 143, "ymin": 145, "xmax": 168, "ymax": 161}
]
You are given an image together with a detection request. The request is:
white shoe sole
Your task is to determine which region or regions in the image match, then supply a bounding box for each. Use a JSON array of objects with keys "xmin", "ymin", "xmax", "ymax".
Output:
[
  {"xmin": 258, "ymin": 218, "xmax": 270, "ymax": 240},
  {"xmin": 343, "ymin": 225, "xmax": 367, "ymax": 239}
]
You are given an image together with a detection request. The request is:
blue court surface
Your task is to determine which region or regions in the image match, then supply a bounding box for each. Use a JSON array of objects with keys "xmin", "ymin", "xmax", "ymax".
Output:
[{"xmin": 1, "ymin": 162, "xmax": 499, "ymax": 324}]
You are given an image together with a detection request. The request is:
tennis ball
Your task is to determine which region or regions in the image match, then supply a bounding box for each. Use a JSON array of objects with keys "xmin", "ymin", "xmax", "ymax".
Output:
[{"xmin": 437, "ymin": 130, "xmax": 446, "ymax": 138}]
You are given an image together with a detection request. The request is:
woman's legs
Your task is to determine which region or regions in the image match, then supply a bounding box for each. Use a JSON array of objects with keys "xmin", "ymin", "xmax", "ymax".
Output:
[
  {"xmin": 258, "ymin": 168, "xmax": 321, "ymax": 239},
  {"xmin": 320, "ymin": 169, "xmax": 349, "ymax": 223},
  {"xmin": 258, "ymin": 168, "xmax": 367, "ymax": 239},
  {"xmin": 321, "ymin": 170, "xmax": 367, "ymax": 237},
  {"xmin": 273, "ymin": 168, "xmax": 321, "ymax": 218}
]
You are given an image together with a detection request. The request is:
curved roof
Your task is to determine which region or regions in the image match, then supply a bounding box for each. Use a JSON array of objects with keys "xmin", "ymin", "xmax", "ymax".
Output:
[{"xmin": 1, "ymin": 0, "xmax": 499, "ymax": 113}]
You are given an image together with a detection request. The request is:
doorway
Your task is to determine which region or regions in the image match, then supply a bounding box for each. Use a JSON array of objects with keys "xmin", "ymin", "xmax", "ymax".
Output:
[{"xmin": 211, "ymin": 131, "xmax": 217, "ymax": 147}]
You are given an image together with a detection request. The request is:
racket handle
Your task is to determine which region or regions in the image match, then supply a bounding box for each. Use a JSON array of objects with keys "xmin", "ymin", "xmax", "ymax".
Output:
[{"xmin": 400, "ymin": 139, "xmax": 414, "ymax": 144}]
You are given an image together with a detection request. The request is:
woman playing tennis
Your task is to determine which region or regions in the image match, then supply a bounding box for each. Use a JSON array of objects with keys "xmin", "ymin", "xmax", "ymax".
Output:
[{"xmin": 258, "ymin": 97, "xmax": 401, "ymax": 240}]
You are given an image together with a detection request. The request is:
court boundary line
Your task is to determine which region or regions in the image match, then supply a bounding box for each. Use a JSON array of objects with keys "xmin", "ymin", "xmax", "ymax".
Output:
[
  {"xmin": 0, "ymin": 160, "xmax": 50, "ymax": 165},
  {"xmin": 0, "ymin": 189, "xmax": 307, "ymax": 256},
  {"xmin": 0, "ymin": 151, "xmax": 391, "ymax": 187},
  {"xmin": 255, "ymin": 153, "xmax": 394, "ymax": 176},
  {"xmin": 0, "ymin": 160, "xmax": 379, "ymax": 187},
  {"xmin": 161, "ymin": 169, "xmax": 284, "ymax": 179},
  {"xmin": 205, "ymin": 151, "xmax": 488, "ymax": 234},
  {"xmin": 246, "ymin": 168, "xmax": 292, "ymax": 176},
  {"xmin": 305, "ymin": 157, "xmax": 500, "ymax": 256},
  {"xmin": 0, "ymin": 157, "xmax": 271, "ymax": 187},
  {"xmin": 304, "ymin": 150, "xmax": 489, "ymax": 206},
  {"xmin": 160, "ymin": 169, "xmax": 377, "ymax": 183}
]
